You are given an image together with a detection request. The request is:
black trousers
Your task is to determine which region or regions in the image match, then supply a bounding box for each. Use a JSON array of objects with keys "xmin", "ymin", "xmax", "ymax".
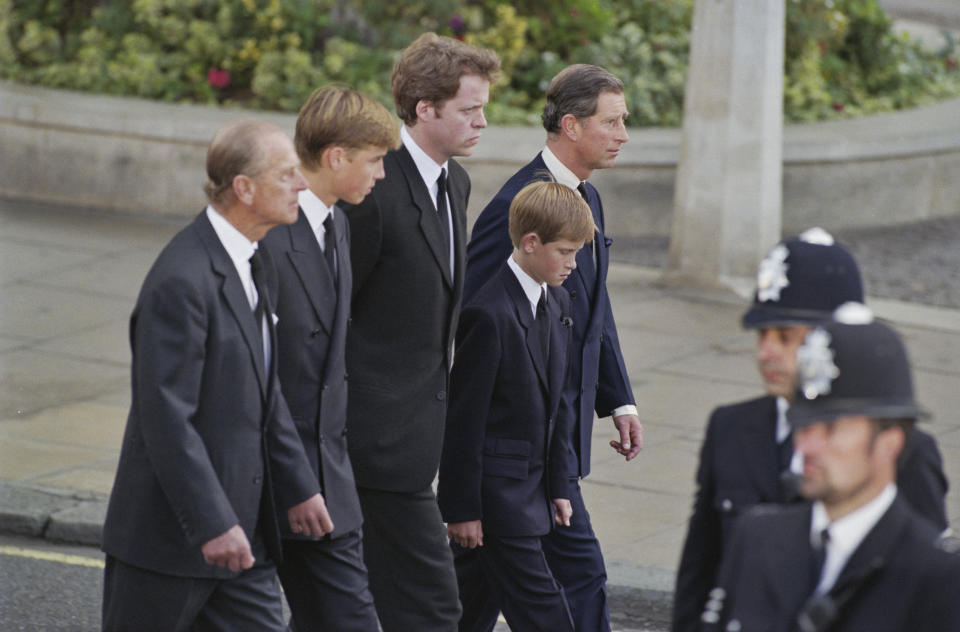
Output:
[
  {"xmin": 357, "ymin": 486, "xmax": 461, "ymax": 631},
  {"xmin": 101, "ymin": 555, "xmax": 285, "ymax": 632},
  {"xmin": 453, "ymin": 534, "xmax": 574, "ymax": 632},
  {"xmin": 278, "ymin": 528, "xmax": 379, "ymax": 631}
]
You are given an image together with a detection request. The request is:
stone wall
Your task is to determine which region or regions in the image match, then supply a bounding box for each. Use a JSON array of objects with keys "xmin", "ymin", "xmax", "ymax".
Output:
[{"xmin": 2, "ymin": 80, "xmax": 958, "ymax": 236}]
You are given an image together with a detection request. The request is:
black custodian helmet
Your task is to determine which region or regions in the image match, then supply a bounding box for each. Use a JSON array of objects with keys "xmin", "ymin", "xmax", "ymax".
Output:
[
  {"xmin": 742, "ymin": 227, "xmax": 863, "ymax": 329},
  {"xmin": 788, "ymin": 303, "xmax": 928, "ymax": 428}
]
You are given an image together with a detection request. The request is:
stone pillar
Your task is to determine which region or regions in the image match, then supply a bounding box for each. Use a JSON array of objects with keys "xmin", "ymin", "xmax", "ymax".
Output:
[{"xmin": 665, "ymin": 0, "xmax": 785, "ymax": 290}]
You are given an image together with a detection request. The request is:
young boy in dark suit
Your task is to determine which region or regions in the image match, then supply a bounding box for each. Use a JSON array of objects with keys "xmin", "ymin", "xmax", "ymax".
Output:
[
  {"xmin": 261, "ymin": 86, "xmax": 399, "ymax": 631},
  {"xmin": 438, "ymin": 180, "xmax": 596, "ymax": 632}
]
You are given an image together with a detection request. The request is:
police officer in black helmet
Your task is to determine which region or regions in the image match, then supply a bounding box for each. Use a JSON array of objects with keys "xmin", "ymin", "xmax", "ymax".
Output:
[
  {"xmin": 702, "ymin": 306, "xmax": 960, "ymax": 632},
  {"xmin": 672, "ymin": 229, "xmax": 949, "ymax": 632}
]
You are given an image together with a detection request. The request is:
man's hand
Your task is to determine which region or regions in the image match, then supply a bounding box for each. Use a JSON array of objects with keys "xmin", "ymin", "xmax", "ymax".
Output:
[
  {"xmin": 201, "ymin": 525, "xmax": 255, "ymax": 572},
  {"xmin": 553, "ymin": 498, "xmax": 573, "ymax": 527},
  {"xmin": 448, "ymin": 520, "xmax": 484, "ymax": 549},
  {"xmin": 610, "ymin": 413, "xmax": 643, "ymax": 461},
  {"xmin": 287, "ymin": 493, "xmax": 334, "ymax": 537}
]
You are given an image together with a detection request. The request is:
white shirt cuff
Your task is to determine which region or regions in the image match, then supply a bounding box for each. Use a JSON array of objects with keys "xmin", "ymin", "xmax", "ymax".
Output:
[{"xmin": 611, "ymin": 405, "xmax": 638, "ymax": 419}]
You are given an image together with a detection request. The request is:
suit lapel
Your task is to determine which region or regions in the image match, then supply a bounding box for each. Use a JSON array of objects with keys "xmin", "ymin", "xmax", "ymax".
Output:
[
  {"xmin": 828, "ymin": 497, "xmax": 906, "ymax": 597},
  {"xmin": 287, "ymin": 210, "xmax": 336, "ymax": 336},
  {"xmin": 739, "ymin": 397, "xmax": 782, "ymax": 500},
  {"xmin": 504, "ymin": 269, "xmax": 549, "ymax": 390},
  {"xmin": 546, "ymin": 290, "xmax": 567, "ymax": 409},
  {"xmin": 324, "ymin": 207, "xmax": 352, "ymax": 377},
  {"xmin": 395, "ymin": 146, "xmax": 453, "ymax": 287},
  {"xmin": 194, "ymin": 213, "xmax": 268, "ymax": 398}
]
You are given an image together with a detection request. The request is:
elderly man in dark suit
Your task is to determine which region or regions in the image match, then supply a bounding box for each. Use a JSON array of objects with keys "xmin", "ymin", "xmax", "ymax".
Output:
[
  {"xmin": 464, "ymin": 63, "xmax": 642, "ymax": 631},
  {"xmin": 702, "ymin": 311, "xmax": 960, "ymax": 632},
  {"xmin": 101, "ymin": 120, "xmax": 333, "ymax": 631},
  {"xmin": 672, "ymin": 230, "xmax": 949, "ymax": 632},
  {"xmin": 342, "ymin": 33, "xmax": 500, "ymax": 630},
  {"xmin": 262, "ymin": 87, "xmax": 399, "ymax": 630}
]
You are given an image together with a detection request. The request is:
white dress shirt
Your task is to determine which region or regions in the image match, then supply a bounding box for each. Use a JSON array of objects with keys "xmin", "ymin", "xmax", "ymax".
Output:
[
  {"xmin": 298, "ymin": 188, "xmax": 334, "ymax": 251},
  {"xmin": 777, "ymin": 397, "xmax": 804, "ymax": 474},
  {"xmin": 507, "ymin": 255, "xmax": 548, "ymax": 318},
  {"xmin": 810, "ymin": 483, "xmax": 898, "ymax": 594},
  {"xmin": 206, "ymin": 205, "xmax": 270, "ymax": 364}
]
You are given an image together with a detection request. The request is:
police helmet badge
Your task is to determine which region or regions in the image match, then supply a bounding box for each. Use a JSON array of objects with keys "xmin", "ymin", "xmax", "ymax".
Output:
[
  {"xmin": 797, "ymin": 328, "xmax": 840, "ymax": 400},
  {"xmin": 756, "ymin": 244, "xmax": 790, "ymax": 302}
]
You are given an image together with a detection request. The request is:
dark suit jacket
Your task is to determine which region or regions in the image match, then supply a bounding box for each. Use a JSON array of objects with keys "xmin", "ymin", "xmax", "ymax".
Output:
[
  {"xmin": 704, "ymin": 497, "xmax": 960, "ymax": 632},
  {"xmin": 672, "ymin": 395, "xmax": 949, "ymax": 632},
  {"xmin": 438, "ymin": 263, "xmax": 574, "ymax": 536},
  {"xmin": 261, "ymin": 207, "xmax": 362, "ymax": 539},
  {"xmin": 343, "ymin": 145, "xmax": 468, "ymax": 492},
  {"xmin": 102, "ymin": 211, "xmax": 320, "ymax": 578},
  {"xmin": 465, "ymin": 153, "xmax": 634, "ymax": 478}
]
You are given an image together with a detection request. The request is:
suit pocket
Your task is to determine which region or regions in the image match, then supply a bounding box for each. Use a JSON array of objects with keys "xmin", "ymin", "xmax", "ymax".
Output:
[
  {"xmin": 482, "ymin": 437, "xmax": 532, "ymax": 479},
  {"xmin": 483, "ymin": 455, "xmax": 529, "ymax": 480},
  {"xmin": 483, "ymin": 437, "xmax": 531, "ymax": 458}
]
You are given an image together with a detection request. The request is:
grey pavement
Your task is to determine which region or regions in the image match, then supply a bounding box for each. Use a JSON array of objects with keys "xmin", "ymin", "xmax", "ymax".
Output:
[{"xmin": 3, "ymin": 194, "xmax": 960, "ymax": 631}]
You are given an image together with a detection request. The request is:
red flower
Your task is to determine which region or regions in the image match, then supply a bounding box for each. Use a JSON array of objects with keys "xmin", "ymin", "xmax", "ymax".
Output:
[
  {"xmin": 832, "ymin": 102, "xmax": 844, "ymax": 112},
  {"xmin": 207, "ymin": 68, "xmax": 231, "ymax": 90},
  {"xmin": 946, "ymin": 57, "xmax": 958, "ymax": 70}
]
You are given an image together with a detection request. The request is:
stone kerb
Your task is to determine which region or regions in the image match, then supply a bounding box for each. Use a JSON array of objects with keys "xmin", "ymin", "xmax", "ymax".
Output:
[{"xmin": 2, "ymin": 79, "xmax": 959, "ymax": 234}]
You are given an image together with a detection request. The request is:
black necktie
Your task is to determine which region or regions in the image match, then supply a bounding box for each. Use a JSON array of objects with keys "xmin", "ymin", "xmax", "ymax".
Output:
[
  {"xmin": 779, "ymin": 432, "xmax": 794, "ymax": 471},
  {"xmin": 536, "ymin": 288, "xmax": 550, "ymax": 361},
  {"xmin": 810, "ymin": 527, "xmax": 830, "ymax": 593},
  {"xmin": 436, "ymin": 169, "xmax": 451, "ymax": 261},
  {"xmin": 249, "ymin": 250, "xmax": 269, "ymax": 367},
  {"xmin": 576, "ymin": 182, "xmax": 589, "ymax": 203},
  {"xmin": 249, "ymin": 250, "xmax": 267, "ymax": 325},
  {"xmin": 323, "ymin": 214, "xmax": 337, "ymax": 284},
  {"xmin": 576, "ymin": 182, "xmax": 597, "ymax": 278}
]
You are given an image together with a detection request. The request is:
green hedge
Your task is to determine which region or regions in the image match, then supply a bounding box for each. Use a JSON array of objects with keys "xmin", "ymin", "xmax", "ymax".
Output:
[{"xmin": 2, "ymin": 0, "xmax": 958, "ymax": 125}]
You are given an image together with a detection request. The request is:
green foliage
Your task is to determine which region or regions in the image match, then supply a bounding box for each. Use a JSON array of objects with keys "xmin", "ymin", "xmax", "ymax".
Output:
[
  {"xmin": 1, "ymin": 0, "xmax": 957, "ymax": 124},
  {"xmin": 784, "ymin": 0, "xmax": 960, "ymax": 120}
]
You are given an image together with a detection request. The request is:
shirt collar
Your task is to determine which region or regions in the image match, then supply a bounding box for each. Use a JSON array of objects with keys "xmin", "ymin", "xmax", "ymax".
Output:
[
  {"xmin": 298, "ymin": 188, "xmax": 334, "ymax": 234},
  {"xmin": 776, "ymin": 396, "xmax": 791, "ymax": 443},
  {"xmin": 507, "ymin": 254, "xmax": 547, "ymax": 317},
  {"xmin": 206, "ymin": 205, "xmax": 256, "ymax": 268},
  {"xmin": 402, "ymin": 125, "xmax": 447, "ymax": 190},
  {"xmin": 810, "ymin": 483, "xmax": 897, "ymax": 590},
  {"xmin": 541, "ymin": 145, "xmax": 583, "ymax": 191}
]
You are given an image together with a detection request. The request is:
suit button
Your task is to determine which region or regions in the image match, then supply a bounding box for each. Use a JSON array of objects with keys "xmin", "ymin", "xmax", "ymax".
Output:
[
  {"xmin": 436, "ymin": 391, "xmax": 446, "ymax": 401},
  {"xmin": 253, "ymin": 475, "xmax": 263, "ymax": 484},
  {"xmin": 570, "ymin": 290, "xmax": 577, "ymax": 299},
  {"xmin": 310, "ymin": 328, "xmax": 321, "ymax": 337},
  {"xmin": 319, "ymin": 433, "xmax": 325, "ymax": 443},
  {"xmin": 341, "ymin": 428, "xmax": 348, "ymax": 437},
  {"xmin": 344, "ymin": 372, "xmax": 349, "ymax": 380},
  {"xmin": 721, "ymin": 499, "xmax": 733, "ymax": 512}
]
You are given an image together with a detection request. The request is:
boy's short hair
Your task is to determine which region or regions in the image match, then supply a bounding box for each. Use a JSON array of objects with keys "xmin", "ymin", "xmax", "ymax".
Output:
[
  {"xmin": 391, "ymin": 32, "xmax": 500, "ymax": 126},
  {"xmin": 295, "ymin": 86, "xmax": 400, "ymax": 170},
  {"xmin": 508, "ymin": 180, "xmax": 597, "ymax": 247}
]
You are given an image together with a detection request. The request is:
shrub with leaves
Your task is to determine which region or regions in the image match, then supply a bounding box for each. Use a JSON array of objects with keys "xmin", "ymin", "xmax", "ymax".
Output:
[{"xmin": 0, "ymin": 0, "xmax": 956, "ymax": 125}]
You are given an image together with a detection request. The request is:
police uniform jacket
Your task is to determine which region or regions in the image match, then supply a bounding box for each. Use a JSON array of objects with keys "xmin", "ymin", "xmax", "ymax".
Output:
[
  {"xmin": 703, "ymin": 496, "xmax": 960, "ymax": 632},
  {"xmin": 673, "ymin": 396, "xmax": 949, "ymax": 632}
]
